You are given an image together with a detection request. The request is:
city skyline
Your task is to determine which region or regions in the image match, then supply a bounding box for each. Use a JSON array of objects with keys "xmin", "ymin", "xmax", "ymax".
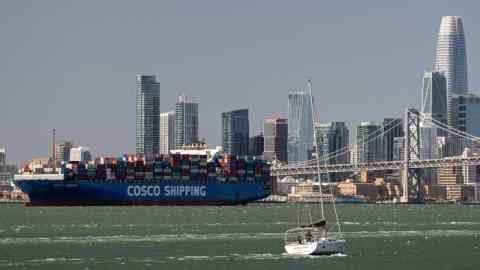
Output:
[
  {"xmin": 1, "ymin": 1, "xmax": 479, "ymax": 164},
  {"xmin": 2, "ymin": 3, "xmax": 480, "ymax": 267}
]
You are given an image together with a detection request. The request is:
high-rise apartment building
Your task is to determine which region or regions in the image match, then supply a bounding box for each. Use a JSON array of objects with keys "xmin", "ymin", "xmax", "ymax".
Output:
[
  {"xmin": 160, "ymin": 111, "xmax": 175, "ymax": 154},
  {"xmin": 356, "ymin": 122, "xmax": 383, "ymax": 163},
  {"xmin": 249, "ymin": 133, "xmax": 264, "ymax": 157},
  {"xmin": 175, "ymin": 95, "xmax": 199, "ymax": 147},
  {"xmin": 222, "ymin": 109, "xmax": 249, "ymax": 157},
  {"xmin": 287, "ymin": 92, "xmax": 313, "ymax": 163},
  {"xmin": 136, "ymin": 75, "xmax": 160, "ymax": 157},
  {"xmin": 263, "ymin": 117, "xmax": 288, "ymax": 163}
]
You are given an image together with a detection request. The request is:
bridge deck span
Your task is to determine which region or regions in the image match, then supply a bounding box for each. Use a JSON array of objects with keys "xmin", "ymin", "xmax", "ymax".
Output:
[{"xmin": 272, "ymin": 156, "xmax": 480, "ymax": 176}]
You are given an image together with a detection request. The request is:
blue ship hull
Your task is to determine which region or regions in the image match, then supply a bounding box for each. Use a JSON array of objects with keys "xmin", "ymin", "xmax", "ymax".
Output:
[{"xmin": 14, "ymin": 179, "xmax": 271, "ymax": 206}]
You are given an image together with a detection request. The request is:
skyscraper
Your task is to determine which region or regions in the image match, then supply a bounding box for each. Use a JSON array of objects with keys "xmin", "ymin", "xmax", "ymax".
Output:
[
  {"xmin": 435, "ymin": 93, "xmax": 480, "ymax": 158},
  {"xmin": 315, "ymin": 122, "xmax": 350, "ymax": 165},
  {"xmin": 356, "ymin": 122, "xmax": 383, "ymax": 163},
  {"xmin": 435, "ymin": 16, "xmax": 468, "ymax": 130},
  {"xmin": 420, "ymin": 71, "xmax": 446, "ymax": 160},
  {"xmin": 421, "ymin": 71, "xmax": 448, "ymax": 125},
  {"xmin": 249, "ymin": 133, "xmax": 264, "ymax": 157},
  {"xmin": 55, "ymin": 140, "xmax": 74, "ymax": 163},
  {"xmin": 136, "ymin": 75, "xmax": 160, "ymax": 157},
  {"xmin": 393, "ymin": 137, "xmax": 405, "ymax": 161},
  {"xmin": 315, "ymin": 122, "xmax": 349, "ymax": 181},
  {"xmin": 263, "ymin": 117, "xmax": 288, "ymax": 163},
  {"xmin": 160, "ymin": 111, "xmax": 175, "ymax": 154},
  {"xmin": 420, "ymin": 123, "xmax": 439, "ymax": 160},
  {"xmin": 450, "ymin": 93, "xmax": 480, "ymax": 136},
  {"xmin": 435, "ymin": 16, "xmax": 468, "ymax": 96},
  {"xmin": 222, "ymin": 109, "xmax": 249, "ymax": 157},
  {"xmin": 287, "ymin": 92, "xmax": 313, "ymax": 163},
  {"xmin": 382, "ymin": 118, "xmax": 404, "ymax": 161},
  {"xmin": 0, "ymin": 148, "xmax": 5, "ymax": 165},
  {"xmin": 175, "ymin": 95, "xmax": 199, "ymax": 147}
]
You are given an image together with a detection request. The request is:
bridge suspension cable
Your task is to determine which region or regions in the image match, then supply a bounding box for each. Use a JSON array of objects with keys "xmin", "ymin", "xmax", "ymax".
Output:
[
  {"xmin": 420, "ymin": 112, "xmax": 480, "ymax": 142},
  {"xmin": 284, "ymin": 115, "xmax": 403, "ymax": 169}
]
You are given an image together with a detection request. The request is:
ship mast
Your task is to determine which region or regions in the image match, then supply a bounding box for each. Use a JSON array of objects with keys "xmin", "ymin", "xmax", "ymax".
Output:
[
  {"xmin": 52, "ymin": 128, "xmax": 56, "ymax": 173},
  {"xmin": 308, "ymin": 78, "xmax": 343, "ymax": 235},
  {"xmin": 307, "ymin": 78, "xmax": 325, "ymax": 220}
]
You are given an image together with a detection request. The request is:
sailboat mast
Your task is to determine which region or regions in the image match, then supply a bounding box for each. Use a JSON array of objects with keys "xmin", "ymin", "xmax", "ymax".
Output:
[{"xmin": 307, "ymin": 78, "xmax": 325, "ymax": 220}]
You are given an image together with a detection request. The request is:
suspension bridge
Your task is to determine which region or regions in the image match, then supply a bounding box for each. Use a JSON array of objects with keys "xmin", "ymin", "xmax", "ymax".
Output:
[{"xmin": 271, "ymin": 108, "xmax": 480, "ymax": 203}]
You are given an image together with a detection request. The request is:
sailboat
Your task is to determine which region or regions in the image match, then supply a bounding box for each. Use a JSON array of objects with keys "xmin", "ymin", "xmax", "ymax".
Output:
[{"xmin": 284, "ymin": 79, "xmax": 346, "ymax": 256}]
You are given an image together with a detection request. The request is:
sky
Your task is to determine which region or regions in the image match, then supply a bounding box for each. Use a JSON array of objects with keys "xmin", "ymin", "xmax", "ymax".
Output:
[{"xmin": 1, "ymin": 0, "xmax": 479, "ymax": 165}]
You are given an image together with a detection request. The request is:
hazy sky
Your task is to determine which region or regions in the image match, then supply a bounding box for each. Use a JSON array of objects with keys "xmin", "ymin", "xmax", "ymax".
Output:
[{"xmin": 1, "ymin": 0, "xmax": 479, "ymax": 165}]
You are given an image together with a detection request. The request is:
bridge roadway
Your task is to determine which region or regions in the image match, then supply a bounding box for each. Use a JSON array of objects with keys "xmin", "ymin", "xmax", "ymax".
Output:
[{"xmin": 271, "ymin": 156, "xmax": 480, "ymax": 177}]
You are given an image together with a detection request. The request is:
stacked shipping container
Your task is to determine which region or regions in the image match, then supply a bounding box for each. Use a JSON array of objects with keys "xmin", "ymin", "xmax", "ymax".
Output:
[{"xmin": 61, "ymin": 154, "xmax": 269, "ymax": 183}]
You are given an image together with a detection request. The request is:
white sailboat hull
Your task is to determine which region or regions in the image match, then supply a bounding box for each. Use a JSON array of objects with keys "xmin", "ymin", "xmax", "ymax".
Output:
[{"xmin": 284, "ymin": 238, "xmax": 345, "ymax": 256}]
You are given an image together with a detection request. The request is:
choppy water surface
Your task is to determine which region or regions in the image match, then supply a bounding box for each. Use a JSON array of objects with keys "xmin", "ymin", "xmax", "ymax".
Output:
[{"xmin": 0, "ymin": 204, "xmax": 479, "ymax": 269}]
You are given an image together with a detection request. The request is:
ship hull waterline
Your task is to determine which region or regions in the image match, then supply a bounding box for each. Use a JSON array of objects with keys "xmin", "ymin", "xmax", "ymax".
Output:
[{"xmin": 284, "ymin": 239, "xmax": 346, "ymax": 256}]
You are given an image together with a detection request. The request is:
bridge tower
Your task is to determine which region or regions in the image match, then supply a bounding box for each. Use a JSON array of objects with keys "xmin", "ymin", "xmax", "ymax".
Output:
[{"xmin": 400, "ymin": 108, "xmax": 423, "ymax": 203}]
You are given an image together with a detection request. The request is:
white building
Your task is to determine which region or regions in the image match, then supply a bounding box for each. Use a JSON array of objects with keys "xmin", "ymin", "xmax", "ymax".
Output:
[
  {"xmin": 69, "ymin": 146, "xmax": 92, "ymax": 162},
  {"xmin": 160, "ymin": 111, "xmax": 175, "ymax": 154},
  {"xmin": 461, "ymin": 148, "xmax": 478, "ymax": 185}
]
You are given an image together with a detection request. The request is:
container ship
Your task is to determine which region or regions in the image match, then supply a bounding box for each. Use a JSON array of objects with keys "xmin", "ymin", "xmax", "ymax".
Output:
[{"xmin": 14, "ymin": 154, "xmax": 271, "ymax": 206}]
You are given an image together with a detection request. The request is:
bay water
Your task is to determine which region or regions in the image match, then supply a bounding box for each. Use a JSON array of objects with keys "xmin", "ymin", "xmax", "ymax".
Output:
[{"xmin": 0, "ymin": 204, "xmax": 479, "ymax": 269}]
